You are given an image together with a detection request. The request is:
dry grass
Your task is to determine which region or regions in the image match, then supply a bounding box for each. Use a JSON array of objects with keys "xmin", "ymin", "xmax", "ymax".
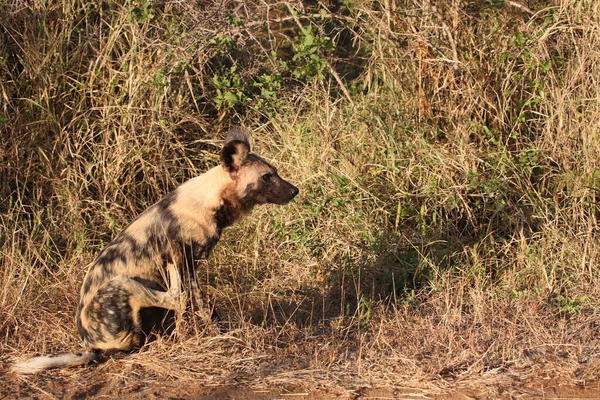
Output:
[{"xmin": 1, "ymin": 0, "xmax": 600, "ymax": 396}]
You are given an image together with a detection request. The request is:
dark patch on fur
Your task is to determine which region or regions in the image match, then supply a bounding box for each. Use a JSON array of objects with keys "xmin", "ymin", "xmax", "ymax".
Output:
[
  {"xmin": 221, "ymin": 140, "xmax": 250, "ymax": 172},
  {"xmin": 258, "ymin": 173, "xmax": 299, "ymax": 205},
  {"xmin": 155, "ymin": 205, "xmax": 183, "ymax": 244},
  {"xmin": 76, "ymin": 303, "xmax": 89, "ymax": 343},
  {"xmin": 81, "ymin": 274, "xmax": 93, "ymax": 296},
  {"xmin": 182, "ymin": 235, "xmax": 219, "ymax": 273},
  {"xmin": 78, "ymin": 309, "xmax": 104, "ymax": 344},
  {"xmin": 183, "ymin": 243, "xmax": 195, "ymax": 274},
  {"xmin": 139, "ymin": 233, "xmax": 160, "ymax": 260},
  {"xmin": 204, "ymin": 235, "xmax": 219, "ymax": 257},
  {"xmin": 221, "ymin": 141, "xmax": 239, "ymax": 172},
  {"xmin": 80, "ymin": 266, "xmax": 105, "ymax": 296},
  {"xmin": 88, "ymin": 281, "xmax": 136, "ymax": 343},
  {"xmin": 166, "ymin": 219, "xmax": 182, "ymax": 243},
  {"xmin": 214, "ymin": 198, "xmax": 246, "ymax": 230},
  {"xmin": 242, "ymin": 153, "xmax": 270, "ymax": 166},
  {"xmin": 158, "ymin": 189, "xmax": 178, "ymax": 211},
  {"xmin": 131, "ymin": 276, "xmax": 164, "ymax": 291},
  {"xmin": 242, "ymin": 181, "xmax": 264, "ymax": 204},
  {"xmin": 95, "ymin": 243, "xmax": 128, "ymax": 271}
]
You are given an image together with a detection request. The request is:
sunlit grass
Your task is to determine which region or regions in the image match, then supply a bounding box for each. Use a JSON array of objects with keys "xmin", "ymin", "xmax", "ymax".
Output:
[{"xmin": 1, "ymin": 0, "xmax": 599, "ymax": 392}]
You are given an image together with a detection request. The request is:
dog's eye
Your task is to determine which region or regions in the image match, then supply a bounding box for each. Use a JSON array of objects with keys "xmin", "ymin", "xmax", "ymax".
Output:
[{"xmin": 261, "ymin": 173, "xmax": 273, "ymax": 183}]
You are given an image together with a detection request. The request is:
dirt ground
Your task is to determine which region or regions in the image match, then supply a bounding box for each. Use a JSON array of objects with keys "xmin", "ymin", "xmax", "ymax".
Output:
[{"xmin": 2, "ymin": 365, "xmax": 599, "ymax": 400}]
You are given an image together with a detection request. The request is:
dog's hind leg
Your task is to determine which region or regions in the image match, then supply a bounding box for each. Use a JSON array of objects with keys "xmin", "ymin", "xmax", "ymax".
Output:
[{"xmin": 81, "ymin": 274, "xmax": 183, "ymax": 351}]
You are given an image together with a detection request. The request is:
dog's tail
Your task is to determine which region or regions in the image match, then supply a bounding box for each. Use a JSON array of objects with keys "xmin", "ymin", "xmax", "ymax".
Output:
[{"xmin": 11, "ymin": 350, "xmax": 97, "ymax": 374}]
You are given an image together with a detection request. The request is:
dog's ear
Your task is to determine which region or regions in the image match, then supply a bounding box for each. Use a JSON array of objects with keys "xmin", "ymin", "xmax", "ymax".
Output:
[{"xmin": 221, "ymin": 126, "xmax": 252, "ymax": 172}]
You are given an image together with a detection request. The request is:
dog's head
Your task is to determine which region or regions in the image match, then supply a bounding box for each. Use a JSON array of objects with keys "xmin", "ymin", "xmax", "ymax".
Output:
[{"xmin": 220, "ymin": 126, "xmax": 299, "ymax": 207}]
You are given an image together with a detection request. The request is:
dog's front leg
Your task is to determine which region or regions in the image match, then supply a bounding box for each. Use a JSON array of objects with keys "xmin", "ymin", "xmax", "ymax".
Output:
[{"xmin": 165, "ymin": 262, "xmax": 186, "ymax": 335}]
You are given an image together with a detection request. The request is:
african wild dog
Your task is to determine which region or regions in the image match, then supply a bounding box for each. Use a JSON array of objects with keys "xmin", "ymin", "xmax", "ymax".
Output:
[{"xmin": 11, "ymin": 126, "xmax": 299, "ymax": 374}]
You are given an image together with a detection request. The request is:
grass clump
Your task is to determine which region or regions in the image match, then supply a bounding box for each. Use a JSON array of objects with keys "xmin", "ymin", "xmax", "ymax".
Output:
[{"xmin": 1, "ymin": 0, "xmax": 600, "ymax": 395}]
